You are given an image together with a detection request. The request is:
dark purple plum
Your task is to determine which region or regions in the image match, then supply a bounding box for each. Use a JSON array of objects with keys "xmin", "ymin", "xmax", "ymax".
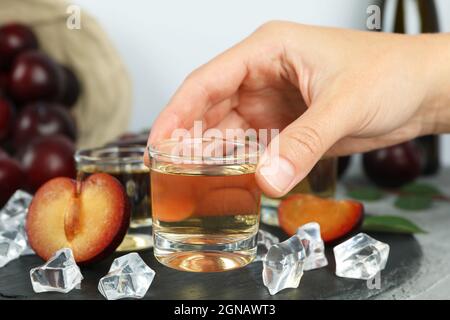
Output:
[
  {"xmin": 362, "ymin": 141, "xmax": 421, "ymax": 188},
  {"xmin": 0, "ymin": 23, "xmax": 38, "ymax": 70},
  {"xmin": 59, "ymin": 65, "xmax": 81, "ymax": 108},
  {"xmin": 13, "ymin": 102, "xmax": 77, "ymax": 147},
  {"xmin": 0, "ymin": 157, "xmax": 26, "ymax": 206},
  {"xmin": 19, "ymin": 135, "xmax": 76, "ymax": 192},
  {"xmin": 9, "ymin": 50, "xmax": 63, "ymax": 103}
]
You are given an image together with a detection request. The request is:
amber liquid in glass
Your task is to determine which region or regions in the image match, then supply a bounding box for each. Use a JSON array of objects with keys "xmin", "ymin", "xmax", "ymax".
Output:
[{"xmin": 151, "ymin": 163, "xmax": 261, "ymax": 272}]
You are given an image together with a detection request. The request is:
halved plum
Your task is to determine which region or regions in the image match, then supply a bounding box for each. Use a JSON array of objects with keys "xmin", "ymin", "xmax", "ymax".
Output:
[
  {"xmin": 278, "ymin": 194, "xmax": 364, "ymax": 243},
  {"xmin": 26, "ymin": 173, "xmax": 130, "ymax": 264}
]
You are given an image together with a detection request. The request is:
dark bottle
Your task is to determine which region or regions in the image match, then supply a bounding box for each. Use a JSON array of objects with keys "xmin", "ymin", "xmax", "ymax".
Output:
[
  {"xmin": 390, "ymin": 0, "xmax": 441, "ymax": 175},
  {"xmin": 337, "ymin": 156, "xmax": 352, "ymax": 180},
  {"xmin": 416, "ymin": 0, "xmax": 440, "ymax": 175}
]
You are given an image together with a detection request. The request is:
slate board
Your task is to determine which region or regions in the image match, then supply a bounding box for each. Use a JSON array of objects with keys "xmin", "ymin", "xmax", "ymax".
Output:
[{"xmin": 0, "ymin": 226, "xmax": 422, "ymax": 300}]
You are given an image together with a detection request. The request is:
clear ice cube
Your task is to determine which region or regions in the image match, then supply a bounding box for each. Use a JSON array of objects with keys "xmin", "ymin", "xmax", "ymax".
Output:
[
  {"xmin": 98, "ymin": 252, "xmax": 155, "ymax": 300},
  {"xmin": 255, "ymin": 229, "xmax": 279, "ymax": 262},
  {"xmin": 0, "ymin": 190, "xmax": 35, "ymax": 256},
  {"xmin": 17, "ymin": 226, "xmax": 34, "ymax": 256},
  {"xmin": 334, "ymin": 233, "xmax": 390, "ymax": 280},
  {"xmin": 262, "ymin": 234, "xmax": 306, "ymax": 295},
  {"xmin": 0, "ymin": 230, "xmax": 27, "ymax": 267},
  {"xmin": 0, "ymin": 190, "xmax": 32, "ymax": 231},
  {"xmin": 296, "ymin": 222, "xmax": 328, "ymax": 271},
  {"xmin": 30, "ymin": 248, "xmax": 83, "ymax": 293},
  {"xmin": 0, "ymin": 190, "xmax": 32, "ymax": 218},
  {"xmin": 0, "ymin": 212, "xmax": 26, "ymax": 231},
  {"xmin": 21, "ymin": 245, "xmax": 35, "ymax": 256}
]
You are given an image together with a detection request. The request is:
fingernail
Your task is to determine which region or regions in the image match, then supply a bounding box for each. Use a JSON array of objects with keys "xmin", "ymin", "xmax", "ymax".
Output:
[{"xmin": 259, "ymin": 156, "xmax": 296, "ymax": 193}]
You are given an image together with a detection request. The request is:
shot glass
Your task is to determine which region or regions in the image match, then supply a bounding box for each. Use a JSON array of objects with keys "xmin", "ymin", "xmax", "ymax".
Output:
[
  {"xmin": 148, "ymin": 137, "xmax": 262, "ymax": 272},
  {"xmin": 75, "ymin": 146, "xmax": 152, "ymax": 251},
  {"xmin": 261, "ymin": 157, "xmax": 337, "ymax": 226}
]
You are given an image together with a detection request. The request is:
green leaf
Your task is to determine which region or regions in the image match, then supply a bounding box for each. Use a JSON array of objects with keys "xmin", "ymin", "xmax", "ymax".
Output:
[
  {"xmin": 362, "ymin": 215, "xmax": 426, "ymax": 234},
  {"xmin": 394, "ymin": 194, "xmax": 432, "ymax": 211},
  {"xmin": 347, "ymin": 186, "xmax": 383, "ymax": 201},
  {"xmin": 400, "ymin": 182, "xmax": 442, "ymax": 197}
]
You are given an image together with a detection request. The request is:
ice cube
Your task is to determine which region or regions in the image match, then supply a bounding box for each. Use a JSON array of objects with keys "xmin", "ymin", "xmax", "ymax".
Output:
[
  {"xmin": 255, "ymin": 229, "xmax": 279, "ymax": 262},
  {"xmin": 21, "ymin": 245, "xmax": 35, "ymax": 256},
  {"xmin": 0, "ymin": 212, "xmax": 26, "ymax": 231},
  {"xmin": 262, "ymin": 234, "xmax": 306, "ymax": 295},
  {"xmin": 30, "ymin": 248, "xmax": 83, "ymax": 293},
  {"xmin": 17, "ymin": 226, "xmax": 34, "ymax": 256},
  {"xmin": 98, "ymin": 252, "xmax": 155, "ymax": 300},
  {"xmin": 0, "ymin": 191, "xmax": 35, "ymax": 256},
  {"xmin": 0, "ymin": 218, "xmax": 35, "ymax": 257},
  {"xmin": 0, "ymin": 230, "xmax": 27, "ymax": 267},
  {"xmin": 334, "ymin": 233, "xmax": 390, "ymax": 280},
  {"xmin": 296, "ymin": 222, "xmax": 328, "ymax": 271},
  {"xmin": 0, "ymin": 190, "xmax": 32, "ymax": 231},
  {"xmin": 0, "ymin": 190, "xmax": 32, "ymax": 218}
]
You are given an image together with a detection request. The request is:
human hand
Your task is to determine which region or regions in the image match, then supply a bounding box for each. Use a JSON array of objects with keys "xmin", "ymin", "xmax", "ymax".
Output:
[{"xmin": 147, "ymin": 21, "xmax": 450, "ymax": 197}]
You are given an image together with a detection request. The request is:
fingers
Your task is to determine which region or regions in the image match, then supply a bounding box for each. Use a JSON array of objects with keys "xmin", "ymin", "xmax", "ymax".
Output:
[
  {"xmin": 212, "ymin": 110, "xmax": 250, "ymax": 133},
  {"xmin": 326, "ymin": 123, "xmax": 423, "ymax": 156},
  {"xmin": 256, "ymin": 102, "xmax": 349, "ymax": 197},
  {"xmin": 326, "ymin": 137, "xmax": 390, "ymax": 156},
  {"xmin": 148, "ymin": 42, "xmax": 251, "ymax": 145},
  {"xmin": 201, "ymin": 94, "xmax": 240, "ymax": 129}
]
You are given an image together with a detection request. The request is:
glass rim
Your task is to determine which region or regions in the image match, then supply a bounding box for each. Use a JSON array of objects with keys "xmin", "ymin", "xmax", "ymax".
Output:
[
  {"xmin": 148, "ymin": 137, "xmax": 264, "ymax": 163},
  {"xmin": 75, "ymin": 145, "xmax": 146, "ymax": 165}
]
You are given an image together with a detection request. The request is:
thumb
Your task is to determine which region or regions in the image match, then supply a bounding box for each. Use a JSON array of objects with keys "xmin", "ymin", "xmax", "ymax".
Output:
[{"xmin": 256, "ymin": 103, "xmax": 348, "ymax": 198}]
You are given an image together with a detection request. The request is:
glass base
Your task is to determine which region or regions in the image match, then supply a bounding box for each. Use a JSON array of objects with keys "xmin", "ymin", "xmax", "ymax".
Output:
[
  {"xmin": 116, "ymin": 233, "xmax": 153, "ymax": 252},
  {"xmin": 153, "ymin": 232, "xmax": 257, "ymax": 272}
]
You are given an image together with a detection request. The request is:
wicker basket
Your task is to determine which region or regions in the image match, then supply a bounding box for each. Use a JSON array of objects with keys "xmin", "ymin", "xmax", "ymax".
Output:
[{"xmin": 0, "ymin": 0, "xmax": 132, "ymax": 148}]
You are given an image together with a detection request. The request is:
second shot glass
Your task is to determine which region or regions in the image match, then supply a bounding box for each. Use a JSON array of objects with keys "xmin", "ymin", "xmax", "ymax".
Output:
[{"xmin": 75, "ymin": 146, "xmax": 153, "ymax": 252}]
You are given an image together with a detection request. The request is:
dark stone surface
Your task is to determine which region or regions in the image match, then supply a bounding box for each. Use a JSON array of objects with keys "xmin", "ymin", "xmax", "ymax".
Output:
[{"xmin": 0, "ymin": 226, "xmax": 422, "ymax": 300}]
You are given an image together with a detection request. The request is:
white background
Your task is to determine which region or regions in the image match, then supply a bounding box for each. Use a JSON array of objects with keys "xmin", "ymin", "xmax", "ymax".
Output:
[{"xmin": 73, "ymin": 0, "xmax": 450, "ymax": 164}]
